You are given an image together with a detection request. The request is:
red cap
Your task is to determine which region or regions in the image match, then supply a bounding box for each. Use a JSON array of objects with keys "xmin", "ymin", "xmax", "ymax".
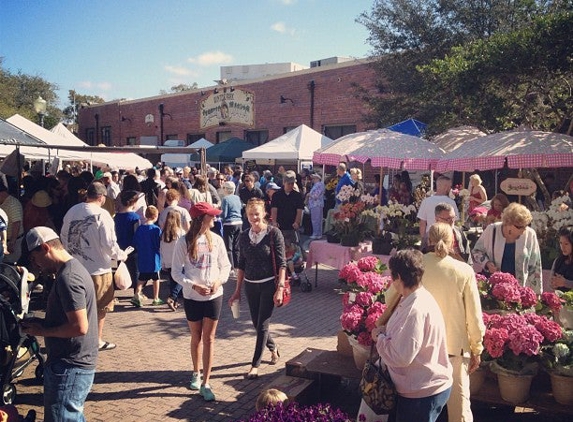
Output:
[{"xmin": 190, "ymin": 202, "xmax": 222, "ymax": 219}]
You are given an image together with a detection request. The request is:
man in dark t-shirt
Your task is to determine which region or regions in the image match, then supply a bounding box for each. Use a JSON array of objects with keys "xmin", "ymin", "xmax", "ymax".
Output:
[
  {"xmin": 21, "ymin": 226, "xmax": 98, "ymax": 422},
  {"xmin": 270, "ymin": 170, "xmax": 304, "ymax": 244}
]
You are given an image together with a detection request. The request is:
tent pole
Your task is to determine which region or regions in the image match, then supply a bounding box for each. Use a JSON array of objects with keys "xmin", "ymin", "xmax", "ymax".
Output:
[{"xmin": 16, "ymin": 146, "xmax": 22, "ymax": 200}]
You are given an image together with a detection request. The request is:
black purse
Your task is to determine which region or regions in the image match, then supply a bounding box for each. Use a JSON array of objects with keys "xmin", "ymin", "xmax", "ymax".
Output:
[{"xmin": 360, "ymin": 344, "xmax": 397, "ymax": 414}]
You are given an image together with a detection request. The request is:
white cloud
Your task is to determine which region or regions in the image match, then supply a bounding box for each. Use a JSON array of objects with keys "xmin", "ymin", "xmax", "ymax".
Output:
[
  {"xmin": 97, "ymin": 82, "xmax": 112, "ymax": 91},
  {"xmin": 164, "ymin": 65, "xmax": 192, "ymax": 76},
  {"xmin": 271, "ymin": 21, "xmax": 296, "ymax": 36},
  {"xmin": 278, "ymin": 0, "xmax": 296, "ymax": 5},
  {"xmin": 78, "ymin": 81, "xmax": 93, "ymax": 89},
  {"xmin": 187, "ymin": 51, "xmax": 233, "ymax": 66}
]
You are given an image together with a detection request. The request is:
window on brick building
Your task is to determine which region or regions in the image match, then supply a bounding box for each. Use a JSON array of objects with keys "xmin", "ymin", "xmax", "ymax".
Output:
[
  {"xmin": 323, "ymin": 124, "xmax": 356, "ymax": 140},
  {"xmin": 244, "ymin": 130, "xmax": 269, "ymax": 146},
  {"xmin": 283, "ymin": 126, "xmax": 297, "ymax": 134},
  {"xmin": 166, "ymin": 134, "xmax": 179, "ymax": 141},
  {"xmin": 86, "ymin": 128, "xmax": 95, "ymax": 146},
  {"xmin": 126, "ymin": 137, "xmax": 136, "ymax": 146},
  {"xmin": 216, "ymin": 131, "xmax": 232, "ymax": 143},
  {"xmin": 187, "ymin": 133, "xmax": 206, "ymax": 144},
  {"xmin": 101, "ymin": 126, "xmax": 112, "ymax": 146}
]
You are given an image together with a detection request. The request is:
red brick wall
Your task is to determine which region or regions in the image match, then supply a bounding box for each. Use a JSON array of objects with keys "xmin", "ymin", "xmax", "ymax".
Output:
[{"xmin": 77, "ymin": 60, "xmax": 379, "ymax": 146}]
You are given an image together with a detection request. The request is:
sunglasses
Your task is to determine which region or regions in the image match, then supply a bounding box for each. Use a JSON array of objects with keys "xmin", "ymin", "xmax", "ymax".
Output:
[{"xmin": 513, "ymin": 224, "xmax": 526, "ymax": 230}]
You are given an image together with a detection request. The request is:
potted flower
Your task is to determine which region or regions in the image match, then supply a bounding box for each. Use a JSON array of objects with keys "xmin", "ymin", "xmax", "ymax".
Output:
[
  {"xmin": 536, "ymin": 291, "xmax": 563, "ymax": 318},
  {"xmin": 339, "ymin": 257, "xmax": 392, "ymax": 369},
  {"xmin": 239, "ymin": 401, "xmax": 352, "ymax": 422},
  {"xmin": 475, "ymin": 272, "xmax": 538, "ymax": 313},
  {"xmin": 378, "ymin": 200, "xmax": 420, "ymax": 250},
  {"xmin": 483, "ymin": 312, "xmax": 563, "ymax": 404},
  {"xmin": 332, "ymin": 197, "xmax": 366, "ymax": 247},
  {"xmin": 540, "ymin": 329, "xmax": 573, "ymax": 404}
]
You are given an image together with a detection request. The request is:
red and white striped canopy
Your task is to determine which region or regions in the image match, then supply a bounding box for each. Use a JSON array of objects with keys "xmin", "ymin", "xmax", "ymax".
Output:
[
  {"xmin": 312, "ymin": 129, "xmax": 445, "ymax": 170},
  {"xmin": 435, "ymin": 130, "xmax": 573, "ymax": 172}
]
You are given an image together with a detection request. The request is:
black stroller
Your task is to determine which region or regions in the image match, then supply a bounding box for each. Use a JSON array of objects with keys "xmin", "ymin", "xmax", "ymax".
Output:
[{"xmin": 0, "ymin": 263, "xmax": 44, "ymax": 405}]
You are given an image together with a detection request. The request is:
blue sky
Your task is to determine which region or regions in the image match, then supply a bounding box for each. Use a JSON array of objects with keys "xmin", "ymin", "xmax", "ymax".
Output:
[{"xmin": 1, "ymin": 0, "xmax": 373, "ymax": 107}]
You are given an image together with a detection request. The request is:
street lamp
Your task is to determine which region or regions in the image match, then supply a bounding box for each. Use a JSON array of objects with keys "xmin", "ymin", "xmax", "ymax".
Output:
[{"xmin": 33, "ymin": 96, "xmax": 47, "ymax": 127}]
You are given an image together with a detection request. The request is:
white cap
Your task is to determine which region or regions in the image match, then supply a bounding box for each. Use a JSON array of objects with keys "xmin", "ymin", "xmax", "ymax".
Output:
[{"xmin": 26, "ymin": 226, "xmax": 59, "ymax": 250}]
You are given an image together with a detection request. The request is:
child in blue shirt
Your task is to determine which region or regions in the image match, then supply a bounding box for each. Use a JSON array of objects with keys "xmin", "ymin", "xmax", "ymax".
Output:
[{"xmin": 131, "ymin": 206, "xmax": 162, "ymax": 307}]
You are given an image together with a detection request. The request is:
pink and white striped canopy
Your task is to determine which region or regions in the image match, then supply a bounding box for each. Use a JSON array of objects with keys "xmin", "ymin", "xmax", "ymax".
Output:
[
  {"xmin": 312, "ymin": 129, "xmax": 445, "ymax": 170},
  {"xmin": 435, "ymin": 130, "xmax": 573, "ymax": 172}
]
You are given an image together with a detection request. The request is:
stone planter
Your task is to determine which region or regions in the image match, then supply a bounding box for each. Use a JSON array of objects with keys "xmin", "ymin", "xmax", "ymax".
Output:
[
  {"xmin": 550, "ymin": 373, "xmax": 573, "ymax": 405},
  {"xmin": 347, "ymin": 335, "xmax": 370, "ymax": 371},
  {"xmin": 469, "ymin": 367, "xmax": 487, "ymax": 395},
  {"xmin": 497, "ymin": 372, "xmax": 535, "ymax": 404}
]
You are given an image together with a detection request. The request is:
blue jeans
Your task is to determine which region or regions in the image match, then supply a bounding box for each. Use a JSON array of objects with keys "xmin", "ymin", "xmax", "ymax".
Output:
[
  {"xmin": 163, "ymin": 269, "xmax": 182, "ymax": 301},
  {"xmin": 44, "ymin": 361, "xmax": 95, "ymax": 422},
  {"xmin": 396, "ymin": 387, "xmax": 451, "ymax": 422}
]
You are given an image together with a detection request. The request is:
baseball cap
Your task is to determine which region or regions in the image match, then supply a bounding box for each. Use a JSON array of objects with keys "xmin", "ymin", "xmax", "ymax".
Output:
[
  {"xmin": 283, "ymin": 170, "xmax": 296, "ymax": 183},
  {"xmin": 190, "ymin": 202, "xmax": 222, "ymax": 219},
  {"xmin": 102, "ymin": 171, "xmax": 112, "ymax": 179},
  {"xmin": 26, "ymin": 226, "xmax": 59, "ymax": 251},
  {"xmin": 175, "ymin": 167, "xmax": 183, "ymax": 175},
  {"xmin": 266, "ymin": 182, "xmax": 280, "ymax": 191},
  {"xmin": 311, "ymin": 172, "xmax": 322, "ymax": 180}
]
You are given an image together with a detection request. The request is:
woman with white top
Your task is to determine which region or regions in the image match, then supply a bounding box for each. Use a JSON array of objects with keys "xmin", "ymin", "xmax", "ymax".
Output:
[{"xmin": 171, "ymin": 202, "xmax": 231, "ymax": 402}]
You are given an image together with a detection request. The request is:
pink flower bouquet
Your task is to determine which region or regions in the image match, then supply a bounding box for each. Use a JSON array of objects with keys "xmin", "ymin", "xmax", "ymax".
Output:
[
  {"xmin": 338, "ymin": 256, "xmax": 390, "ymax": 294},
  {"xmin": 483, "ymin": 312, "xmax": 563, "ymax": 375},
  {"xmin": 476, "ymin": 271, "xmax": 538, "ymax": 312}
]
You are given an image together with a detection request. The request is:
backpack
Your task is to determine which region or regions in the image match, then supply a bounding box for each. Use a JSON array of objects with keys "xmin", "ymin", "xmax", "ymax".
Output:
[{"xmin": 141, "ymin": 179, "xmax": 160, "ymax": 207}]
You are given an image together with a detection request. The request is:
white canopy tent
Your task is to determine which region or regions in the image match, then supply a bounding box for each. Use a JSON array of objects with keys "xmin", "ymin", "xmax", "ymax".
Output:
[
  {"xmin": 5, "ymin": 115, "xmax": 152, "ymax": 171},
  {"xmin": 242, "ymin": 124, "xmax": 334, "ymax": 168},
  {"xmin": 161, "ymin": 138, "xmax": 213, "ymax": 167}
]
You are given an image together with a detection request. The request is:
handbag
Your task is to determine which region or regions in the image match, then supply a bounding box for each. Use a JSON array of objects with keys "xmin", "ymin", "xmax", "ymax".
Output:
[
  {"xmin": 270, "ymin": 229, "xmax": 291, "ymax": 307},
  {"xmin": 114, "ymin": 261, "xmax": 132, "ymax": 290},
  {"xmin": 480, "ymin": 225, "xmax": 497, "ymax": 277},
  {"xmin": 360, "ymin": 348, "xmax": 397, "ymax": 414},
  {"xmin": 361, "ymin": 293, "xmax": 401, "ymax": 414}
]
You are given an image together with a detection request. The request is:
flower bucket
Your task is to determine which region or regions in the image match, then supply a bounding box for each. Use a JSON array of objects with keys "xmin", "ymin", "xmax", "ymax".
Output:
[
  {"xmin": 497, "ymin": 372, "xmax": 534, "ymax": 404},
  {"xmin": 336, "ymin": 330, "xmax": 353, "ymax": 357},
  {"xmin": 469, "ymin": 367, "xmax": 487, "ymax": 395},
  {"xmin": 326, "ymin": 231, "xmax": 341, "ymax": 244},
  {"xmin": 550, "ymin": 373, "xmax": 573, "ymax": 405},
  {"xmin": 340, "ymin": 233, "xmax": 360, "ymax": 247},
  {"xmin": 372, "ymin": 238, "xmax": 394, "ymax": 255},
  {"xmin": 347, "ymin": 335, "xmax": 370, "ymax": 371}
]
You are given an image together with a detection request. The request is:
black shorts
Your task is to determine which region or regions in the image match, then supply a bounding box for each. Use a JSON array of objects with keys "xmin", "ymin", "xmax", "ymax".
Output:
[
  {"xmin": 138, "ymin": 272, "xmax": 160, "ymax": 281},
  {"xmin": 184, "ymin": 296, "xmax": 223, "ymax": 322}
]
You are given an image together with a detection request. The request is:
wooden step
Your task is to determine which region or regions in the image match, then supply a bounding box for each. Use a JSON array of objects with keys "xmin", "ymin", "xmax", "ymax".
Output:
[{"xmin": 285, "ymin": 348, "xmax": 327, "ymax": 380}]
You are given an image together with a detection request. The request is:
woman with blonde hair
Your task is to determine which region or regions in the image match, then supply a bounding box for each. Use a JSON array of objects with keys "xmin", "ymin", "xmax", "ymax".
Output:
[
  {"xmin": 472, "ymin": 202, "xmax": 543, "ymax": 293},
  {"xmin": 191, "ymin": 175, "xmax": 213, "ymax": 205},
  {"xmin": 161, "ymin": 210, "xmax": 186, "ymax": 310},
  {"xmin": 228, "ymin": 198, "xmax": 286, "ymax": 379},
  {"xmin": 468, "ymin": 174, "xmax": 487, "ymax": 213},
  {"xmin": 171, "ymin": 202, "xmax": 231, "ymax": 401}
]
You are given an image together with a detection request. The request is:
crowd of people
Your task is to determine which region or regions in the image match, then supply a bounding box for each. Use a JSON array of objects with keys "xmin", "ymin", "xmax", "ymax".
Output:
[{"xmin": 5, "ymin": 160, "xmax": 571, "ymax": 421}]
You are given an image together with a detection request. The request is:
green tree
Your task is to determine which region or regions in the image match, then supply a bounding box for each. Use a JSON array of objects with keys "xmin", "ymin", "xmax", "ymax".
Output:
[
  {"xmin": 0, "ymin": 57, "xmax": 61, "ymax": 128},
  {"xmin": 159, "ymin": 83, "xmax": 198, "ymax": 95},
  {"xmin": 357, "ymin": 0, "xmax": 571, "ymax": 132},
  {"xmin": 62, "ymin": 89, "xmax": 105, "ymax": 127}
]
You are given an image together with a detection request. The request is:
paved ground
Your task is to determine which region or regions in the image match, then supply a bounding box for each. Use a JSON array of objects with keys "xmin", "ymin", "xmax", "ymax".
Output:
[{"xmin": 10, "ymin": 242, "xmax": 571, "ymax": 422}]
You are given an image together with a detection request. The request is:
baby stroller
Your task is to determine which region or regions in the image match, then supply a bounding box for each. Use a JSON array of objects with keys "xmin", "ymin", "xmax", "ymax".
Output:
[
  {"xmin": 283, "ymin": 232, "xmax": 312, "ymax": 293},
  {"xmin": 0, "ymin": 263, "xmax": 44, "ymax": 405}
]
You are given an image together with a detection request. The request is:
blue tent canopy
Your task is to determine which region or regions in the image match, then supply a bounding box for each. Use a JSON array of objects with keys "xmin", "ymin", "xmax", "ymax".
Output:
[{"xmin": 387, "ymin": 118, "xmax": 427, "ymax": 137}]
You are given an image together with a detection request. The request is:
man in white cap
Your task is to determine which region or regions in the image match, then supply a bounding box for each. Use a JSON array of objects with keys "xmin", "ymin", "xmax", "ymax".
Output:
[
  {"xmin": 61, "ymin": 181, "xmax": 127, "ymax": 351},
  {"xmin": 21, "ymin": 226, "xmax": 98, "ymax": 422}
]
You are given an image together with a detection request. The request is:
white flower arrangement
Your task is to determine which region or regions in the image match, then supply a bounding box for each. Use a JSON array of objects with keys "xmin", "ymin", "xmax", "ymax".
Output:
[{"xmin": 335, "ymin": 184, "xmax": 360, "ymax": 203}]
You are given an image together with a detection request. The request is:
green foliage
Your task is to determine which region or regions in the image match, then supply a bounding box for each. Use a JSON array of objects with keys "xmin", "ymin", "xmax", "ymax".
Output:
[
  {"xmin": 0, "ymin": 57, "xmax": 61, "ymax": 127},
  {"xmin": 359, "ymin": 1, "xmax": 573, "ymax": 134}
]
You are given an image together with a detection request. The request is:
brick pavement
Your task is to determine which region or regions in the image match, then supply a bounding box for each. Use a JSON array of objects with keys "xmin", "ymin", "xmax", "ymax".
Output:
[{"xmin": 13, "ymin": 264, "xmax": 343, "ymax": 422}]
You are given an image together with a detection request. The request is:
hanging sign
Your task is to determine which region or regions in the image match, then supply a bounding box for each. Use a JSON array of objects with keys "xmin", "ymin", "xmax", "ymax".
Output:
[
  {"xmin": 500, "ymin": 178, "xmax": 537, "ymax": 196},
  {"xmin": 200, "ymin": 89, "xmax": 254, "ymax": 129}
]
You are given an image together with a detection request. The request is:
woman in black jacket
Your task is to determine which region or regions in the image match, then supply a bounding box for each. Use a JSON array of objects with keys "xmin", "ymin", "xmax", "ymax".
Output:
[{"xmin": 228, "ymin": 198, "xmax": 286, "ymax": 379}]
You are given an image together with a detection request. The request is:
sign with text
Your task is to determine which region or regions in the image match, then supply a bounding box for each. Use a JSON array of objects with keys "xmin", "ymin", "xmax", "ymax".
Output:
[
  {"xmin": 200, "ymin": 89, "xmax": 254, "ymax": 129},
  {"xmin": 500, "ymin": 178, "xmax": 537, "ymax": 196}
]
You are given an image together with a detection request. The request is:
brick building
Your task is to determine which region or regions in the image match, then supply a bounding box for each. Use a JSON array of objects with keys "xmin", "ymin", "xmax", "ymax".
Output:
[{"xmin": 77, "ymin": 58, "xmax": 379, "ymax": 152}]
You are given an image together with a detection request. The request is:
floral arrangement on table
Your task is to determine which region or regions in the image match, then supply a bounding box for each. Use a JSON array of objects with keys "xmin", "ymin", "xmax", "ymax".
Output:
[
  {"xmin": 483, "ymin": 312, "xmax": 563, "ymax": 375},
  {"xmin": 531, "ymin": 195, "xmax": 573, "ymax": 268},
  {"xmin": 332, "ymin": 201, "xmax": 366, "ymax": 237},
  {"xmin": 449, "ymin": 183, "xmax": 470, "ymax": 210},
  {"xmin": 475, "ymin": 272, "xmax": 539, "ymax": 313},
  {"xmin": 239, "ymin": 401, "xmax": 352, "ymax": 422},
  {"xmin": 339, "ymin": 257, "xmax": 392, "ymax": 346},
  {"xmin": 377, "ymin": 200, "xmax": 419, "ymax": 250},
  {"xmin": 540, "ymin": 329, "xmax": 573, "ymax": 377}
]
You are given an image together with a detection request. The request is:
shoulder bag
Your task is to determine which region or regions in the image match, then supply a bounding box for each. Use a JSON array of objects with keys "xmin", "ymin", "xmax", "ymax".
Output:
[
  {"xmin": 360, "ymin": 294, "xmax": 400, "ymax": 414},
  {"xmin": 270, "ymin": 228, "xmax": 291, "ymax": 307},
  {"xmin": 480, "ymin": 225, "xmax": 497, "ymax": 277}
]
